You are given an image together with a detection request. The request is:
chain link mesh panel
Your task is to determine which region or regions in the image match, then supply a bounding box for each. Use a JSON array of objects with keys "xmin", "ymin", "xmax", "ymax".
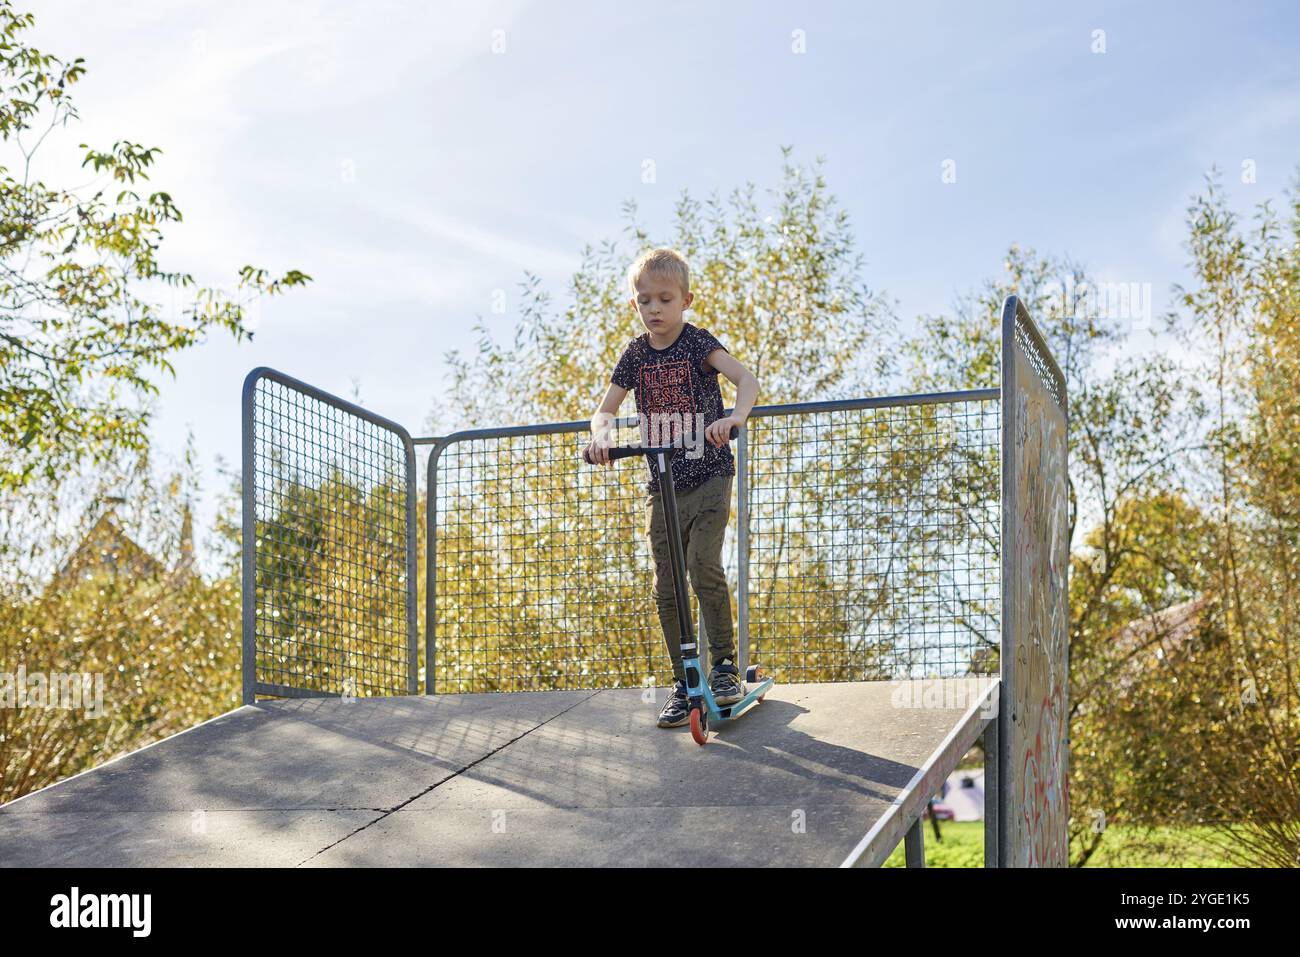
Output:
[
  {"xmin": 745, "ymin": 395, "xmax": 1001, "ymax": 683},
  {"xmin": 430, "ymin": 421, "xmax": 667, "ymax": 693},
  {"xmin": 242, "ymin": 370, "xmax": 416, "ymax": 700}
]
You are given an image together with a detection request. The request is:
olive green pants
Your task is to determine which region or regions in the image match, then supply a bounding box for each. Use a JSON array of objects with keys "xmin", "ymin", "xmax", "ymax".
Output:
[{"xmin": 646, "ymin": 475, "xmax": 735, "ymax": 684}]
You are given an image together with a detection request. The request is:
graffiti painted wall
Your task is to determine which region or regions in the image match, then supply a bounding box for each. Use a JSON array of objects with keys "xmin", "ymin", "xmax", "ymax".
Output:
[{"xmin": 1001, "ymin": 297, "xmax": 1069, "ymax": 867}]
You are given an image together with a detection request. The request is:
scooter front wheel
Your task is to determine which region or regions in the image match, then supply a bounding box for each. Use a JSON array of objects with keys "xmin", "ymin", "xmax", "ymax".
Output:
[{"xmin": 689, "ymin": 707, "xmax": 708, "ymax": 746}]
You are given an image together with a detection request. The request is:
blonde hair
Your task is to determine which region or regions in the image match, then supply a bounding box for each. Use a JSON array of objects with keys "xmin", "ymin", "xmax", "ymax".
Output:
[{"xmin": 627, "ymin": 247, "xmax": 690, "ymax": 298}]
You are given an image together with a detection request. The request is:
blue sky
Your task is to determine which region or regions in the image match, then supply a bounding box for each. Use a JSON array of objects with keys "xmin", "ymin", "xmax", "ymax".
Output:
[{"xmin": 22, "ymin": 0, "xmax": 1300, "ymax": 547}]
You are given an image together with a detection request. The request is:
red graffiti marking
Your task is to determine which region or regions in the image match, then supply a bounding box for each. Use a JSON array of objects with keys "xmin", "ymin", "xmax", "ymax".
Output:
[{"xmin": 1020, "ymin": 683, "xmax": 1067, "ymax": 867}]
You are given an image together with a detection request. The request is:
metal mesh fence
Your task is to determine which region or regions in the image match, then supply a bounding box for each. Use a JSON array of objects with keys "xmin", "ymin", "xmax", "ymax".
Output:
[
  {"xmin": 430, "ymin": 420, "xmax": 666, "ymax": 693},
  {"xmin": 429, "ymin": 391, "xmax": 1000, "ymax": 693},
  {"xmin": 745, "ymin": 394, "xmax": 1001, "ymax": 683},
  {"xmin": 242, "ymin": 369, "xmax": 416, "ymax": 700}
]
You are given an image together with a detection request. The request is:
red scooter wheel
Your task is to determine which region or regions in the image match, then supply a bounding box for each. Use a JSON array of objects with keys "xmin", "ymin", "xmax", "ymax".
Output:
[{"xmin": 689, "ymin": 707, "xmax": 708, "ymax": 746}]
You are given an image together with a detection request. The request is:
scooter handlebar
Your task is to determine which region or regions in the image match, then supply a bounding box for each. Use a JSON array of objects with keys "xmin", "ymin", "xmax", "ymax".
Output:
[{"xmin": 582, "ymin": 425, "xmax": 739, "ymax": 464}]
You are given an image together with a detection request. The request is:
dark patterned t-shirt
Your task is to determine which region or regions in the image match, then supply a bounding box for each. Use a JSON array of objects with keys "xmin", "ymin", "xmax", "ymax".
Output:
[{"xmin": 610, "ymin": 322, "xmax": 736, "ymax": 494}]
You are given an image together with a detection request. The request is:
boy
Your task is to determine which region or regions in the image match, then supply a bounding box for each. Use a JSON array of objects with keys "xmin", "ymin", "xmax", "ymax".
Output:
[{"xmin": 584, "ymin": 248, "xmax": 759, "ymax": 728}]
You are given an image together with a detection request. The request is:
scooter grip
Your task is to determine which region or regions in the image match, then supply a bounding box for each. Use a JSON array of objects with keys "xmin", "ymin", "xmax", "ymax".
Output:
[
  {"xmin": 582, "ymin": 425, "xmax": 740, "ymax": 463},
  {"xmin": 582, "ymin": 445, "xmax": 647, "ymax": 464}
]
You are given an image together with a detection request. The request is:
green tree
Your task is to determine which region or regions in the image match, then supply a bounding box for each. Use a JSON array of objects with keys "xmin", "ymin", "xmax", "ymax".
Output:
[
  {"xmin": 0, "ymin": 2, "xmax": 309, "ymax": 489},
  {"xmin": 445, "ymin": 146, "xmax": 893, "ymax": 424},
  {"xmin": 0, "ymin": 448, "xmax": 242, "ymax": 803},
  {"xmin": 1166, "ymin": 169, "xmax": 1300, "ymax": 867},
  {"xmin": 1067, "ymin": 490, "xmax": 1217, "ymax": 864}
]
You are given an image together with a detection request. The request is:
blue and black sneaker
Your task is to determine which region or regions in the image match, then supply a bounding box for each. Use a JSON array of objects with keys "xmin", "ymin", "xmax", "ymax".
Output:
[
  {"xmin": 657, "ymin": 681, "xmax": 690, "ymax": 728},
  {"xmin": 709, "ymin": 658, "xmax": 746, "ymax": 706}
]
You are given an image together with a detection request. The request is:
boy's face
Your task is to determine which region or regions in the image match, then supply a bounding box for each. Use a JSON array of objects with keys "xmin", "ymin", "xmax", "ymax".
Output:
[{"xmin": 631, "ymin": 272, "xmax": 692, "ymax": 341}]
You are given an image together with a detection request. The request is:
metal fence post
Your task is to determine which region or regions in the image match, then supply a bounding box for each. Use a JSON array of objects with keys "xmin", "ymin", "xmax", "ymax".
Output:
[
  {"xmin": 241, "ymin": 372, "xmax": 257, "ymax": 706},
  {"xmin": 736, "ymin": 424, "xmax": 749, "ymax": 674},
  {"xmin": 425, "ymin": 439, "xmax": 446, "ymax": 695},
  {"xmin": 984, "ymin": 715, "xmax": 1001, "ymax": 867},
  {"xmin": 904, "ymin": 818, "xmax": 926, "ymax": 867},
  {"xmin": 405, "ymin": 438, "xmax": 418, "ymax": 696}
]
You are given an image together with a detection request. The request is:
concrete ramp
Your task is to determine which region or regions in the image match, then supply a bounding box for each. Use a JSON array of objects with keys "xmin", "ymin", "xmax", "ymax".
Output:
[{"xmin": 0, "ymin": 678, "xmax": 995, "ymax": 867}]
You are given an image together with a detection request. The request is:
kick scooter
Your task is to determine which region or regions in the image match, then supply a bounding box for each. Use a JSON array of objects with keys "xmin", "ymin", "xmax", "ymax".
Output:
[{"xmin": 583, "ymin": 425, "xmax": 774, "ymax": 745}]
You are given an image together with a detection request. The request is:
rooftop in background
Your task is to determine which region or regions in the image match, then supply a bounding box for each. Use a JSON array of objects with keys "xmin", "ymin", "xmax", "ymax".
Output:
[{"xmin": 47, "ymin": 504, "xmax": 196, "ymax": 594}]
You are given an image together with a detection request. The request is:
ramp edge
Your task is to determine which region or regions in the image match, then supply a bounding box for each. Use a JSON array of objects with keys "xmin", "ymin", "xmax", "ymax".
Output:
[{"xmin": 838, "ymin": 678, "xmax": 999, "ymax": 868}]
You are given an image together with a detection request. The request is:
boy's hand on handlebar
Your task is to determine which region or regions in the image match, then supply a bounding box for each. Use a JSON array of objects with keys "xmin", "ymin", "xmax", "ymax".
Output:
[
  {"xmin": 582, "ymin": 437, "xmax": 612, "ymax": 466},
  {"xmin": 706, "ymin": 415, "xmax": 743, "ymax": 447},
  {"xmin": 584, "ymin": 412, "xmax": 615, "ymax": 465}
]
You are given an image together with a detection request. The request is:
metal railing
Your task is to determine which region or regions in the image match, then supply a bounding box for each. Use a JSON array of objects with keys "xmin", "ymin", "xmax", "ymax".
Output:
[
  {"xmin": 241, "ymin": 368, "xmax": 417, "ymax": 702},
  {"xmin": 425, "ymin": 389, "xmax": 1000, "ymax": 694}
]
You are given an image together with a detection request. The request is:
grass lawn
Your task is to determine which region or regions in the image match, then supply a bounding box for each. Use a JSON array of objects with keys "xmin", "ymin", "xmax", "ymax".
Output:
[{"xmin": 880, "ymin": 822, "xmax": 1245, "ymax": 867}]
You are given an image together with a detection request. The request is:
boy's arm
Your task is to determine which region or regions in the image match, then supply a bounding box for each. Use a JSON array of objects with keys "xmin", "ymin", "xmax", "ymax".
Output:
[
  {"xmin": 585, "ymin": 383, "xmax": 628, "ymax": 465},
  {"xmin": 591, "ymin": 383, "xmax": 627, "ymax": 430},
  {"xmin": 704, "ymin": 349, "xmax": 758, "ymax": 446}
]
